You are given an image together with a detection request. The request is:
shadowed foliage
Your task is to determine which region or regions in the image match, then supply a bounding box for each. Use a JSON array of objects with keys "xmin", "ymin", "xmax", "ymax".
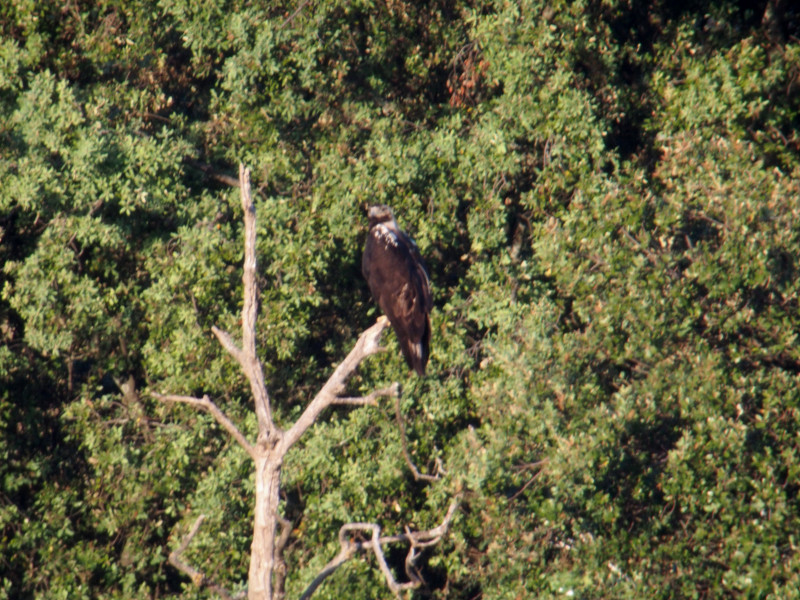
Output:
[{"xmin": 2, "ymin": 0, "xmax": 799, "ymax": 598}]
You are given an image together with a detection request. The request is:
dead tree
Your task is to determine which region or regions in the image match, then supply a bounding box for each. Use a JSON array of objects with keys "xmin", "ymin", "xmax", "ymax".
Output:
[{"xmin": 155, "ymin": 165, "xmax": 456, "ymax": 600}]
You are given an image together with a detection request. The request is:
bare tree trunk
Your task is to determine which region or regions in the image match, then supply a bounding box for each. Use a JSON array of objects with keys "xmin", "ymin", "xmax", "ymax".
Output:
[
  {"xmin": 156, "ymin": 165, "xmax": 454, "ymax": 600},
  {"xmin": 250, "ymin": 453, "xmax": 283, "ymax": 600}
]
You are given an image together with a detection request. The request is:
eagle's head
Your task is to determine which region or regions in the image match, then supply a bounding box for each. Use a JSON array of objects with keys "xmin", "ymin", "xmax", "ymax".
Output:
[{"xmin": 367, "ymin": 204, "xmax": 395, "ymax": 227}]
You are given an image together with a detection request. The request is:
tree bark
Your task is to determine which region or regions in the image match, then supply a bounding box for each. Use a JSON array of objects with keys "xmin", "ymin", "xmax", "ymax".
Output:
[
  {"xmin": 156, "ymin": 166, "xmax": 451, "ymax": 600},
  {"xmin": 249, "ymin": 452, "xmax": 284, "ymax": 600}
]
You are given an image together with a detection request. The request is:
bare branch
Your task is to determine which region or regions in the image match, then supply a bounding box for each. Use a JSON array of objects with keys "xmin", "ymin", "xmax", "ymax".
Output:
[
  {"xmin": 298, "ymin": 544, "xmax": 356, "ymax": 600},
  {"xmin": 275, "ymin": 515, "xmax": 293, "ymax": 556},
  {"xmin": 281, "ymin": 0, "xmax": 312, "ymax": 28},
  {"xmin": 375, "ymin": 526, "xmax": 423, "ymax": 597},
  {"xmin": 364, "ymin": 523, "xmax": 411, "ymax": 598},
  {"xmin": 329, "ymin": 397, "xmax": 379, "ymax": 407},
  {"xmin": 395, "ymin": 395, "xmax": 440, "ymax": 482},
  {"xmin": 169, "ymin": 515, "xmax": 237, "ymax": 600},
  {"xmin": 154, "ymin": 393, "xmax": 256, "ymax": 460},
  {"xmin": 332, "ymin": 383, "xmax": 400, "ymax": 407},
  {"xmin": 320, "ymin": 523, "xmax": 410, "ymax": 600},
  {"xmin": 185, "ymin": 159, "xmax": 241, "ymax": 187},
  {"xmin": 237, "ymin": 165, "xmax": 274, "ymax": 441},
  {"xmin": 273, "ymin": 516, "xmax": 293, "ymax": 600},
  {"xmin": 212, "ymin": 325, "xmax": 246, "ymax": 365},
  {"xmin": 281, "ymin": 317, "xmax": 392, "ymax": 450},
  {"xmin": 378, "ymin": 500, "xmax": 460, "ymax": 547},
  {"xmin": 299, "ymin": 500, "xmax": 460, "ymax": 600},
  {"xmin": 239, "ymin": 164, "xmax": 258, "ymax": 360}
]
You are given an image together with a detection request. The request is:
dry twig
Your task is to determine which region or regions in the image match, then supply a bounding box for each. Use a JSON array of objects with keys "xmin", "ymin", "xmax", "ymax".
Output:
[
  {"xmin": 299, "ymin": 500, "xmax": 460, "ymax": 600},
  {"xmin": 153, "ymin": 392, "xmax": 256, "ymax": 460},
  {"xmin": 169, "ymin": 515, "xmax": 241, "ymax": 600},
  {"xmin": 395, "ymin": 395, "xmax": 440, "ymax": 482}
]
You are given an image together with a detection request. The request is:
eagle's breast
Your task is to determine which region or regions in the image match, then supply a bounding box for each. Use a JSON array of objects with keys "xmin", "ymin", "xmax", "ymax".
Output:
[{"xmin": 362, "ymin": 205, "xmax": 432, "ymax": 376}]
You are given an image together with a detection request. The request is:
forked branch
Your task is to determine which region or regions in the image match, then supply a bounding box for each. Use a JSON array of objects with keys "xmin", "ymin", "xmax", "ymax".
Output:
[
  {"xmin": 210, "ymin": 165, "xmax": 274, "ymax": 442},
  {"xmin": 395, "ymin": 395, "xmax": 441, "ymax": 482},
  {"xmin": 299, "ymin": 500, "xmax": 460, "ymax": 600},
  {"xmin": 280, "ymin": 317, "xmax": 393, "ymax": 450},
  {"xmin": 154, "ymin": 393, "xmax": 256, "ymax": 460}
]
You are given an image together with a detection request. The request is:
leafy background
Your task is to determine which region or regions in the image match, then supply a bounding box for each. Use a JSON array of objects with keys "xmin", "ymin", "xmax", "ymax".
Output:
[{"xmin": 1, "ymin": 0, "xmax": 799, "ymax": 598}]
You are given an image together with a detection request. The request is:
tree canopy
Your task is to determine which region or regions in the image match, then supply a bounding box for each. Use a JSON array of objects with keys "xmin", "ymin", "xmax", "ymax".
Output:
[{"xmin": 2, "ymin": 0, "xmax": 799, "ymax": 598}]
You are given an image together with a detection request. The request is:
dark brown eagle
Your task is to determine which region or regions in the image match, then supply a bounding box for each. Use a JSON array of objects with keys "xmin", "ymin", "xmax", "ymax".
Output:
[{"xmin": 362, "ymin": 205, "xmax": 432, "ymax": 376}]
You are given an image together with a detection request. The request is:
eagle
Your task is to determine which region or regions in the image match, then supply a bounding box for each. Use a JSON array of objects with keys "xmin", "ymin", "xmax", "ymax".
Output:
[{"xmin": 362, "ymin": 204, "xmax": 432, "ymax": 376}]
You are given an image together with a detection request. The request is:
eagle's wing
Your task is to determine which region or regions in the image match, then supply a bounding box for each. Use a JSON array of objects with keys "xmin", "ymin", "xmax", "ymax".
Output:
[{"xmin": 363, "ymin": 225, "xmax": 431, "ymax": 375}]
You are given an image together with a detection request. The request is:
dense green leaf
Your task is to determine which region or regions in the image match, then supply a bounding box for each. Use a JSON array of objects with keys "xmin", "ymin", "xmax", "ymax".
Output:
[{"xmin": 1, "ymin": 0, "xmax": 799, "ymax": 598}]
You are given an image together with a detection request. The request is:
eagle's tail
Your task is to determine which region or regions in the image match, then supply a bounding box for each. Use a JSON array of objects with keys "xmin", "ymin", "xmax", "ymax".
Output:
[
  {"xmin": 399, "ymin": 318, "xmax": 430, "ymax": 376},
  {"xmin": 407, "ymin": 341, "xmax": 427, "ymax": 376}
]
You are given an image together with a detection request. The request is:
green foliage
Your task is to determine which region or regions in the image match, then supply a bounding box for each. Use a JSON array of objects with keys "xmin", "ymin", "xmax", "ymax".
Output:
[{"xmin": 2, "ymin": 0, "xmax": 799, "ymax": 598}]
